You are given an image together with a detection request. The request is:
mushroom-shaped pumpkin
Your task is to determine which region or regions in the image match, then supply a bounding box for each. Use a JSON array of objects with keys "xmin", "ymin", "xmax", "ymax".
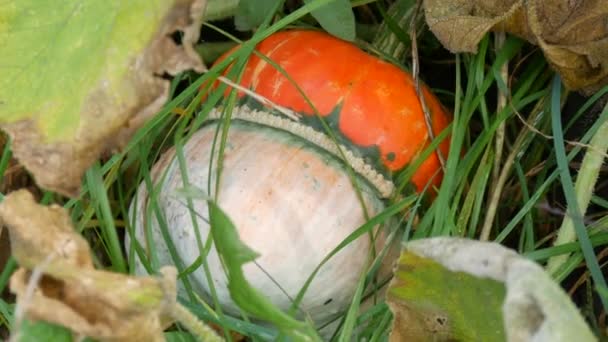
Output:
[{"xmin": 126, "ymin": 30, "xmax": 451, "ymax": 328}]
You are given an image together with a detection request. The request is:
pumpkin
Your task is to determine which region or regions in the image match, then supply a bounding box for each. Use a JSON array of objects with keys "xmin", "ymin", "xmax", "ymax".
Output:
[
  {"xmin": 126, "ymin": 29, "xmax": 451, "ymax": 332},
  {"xmin": 212, "ymin": 30, "xmax": 451, "ymax": 194}
]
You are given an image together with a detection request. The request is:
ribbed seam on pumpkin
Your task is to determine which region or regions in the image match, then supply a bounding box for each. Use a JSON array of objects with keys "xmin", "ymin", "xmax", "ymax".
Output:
[{"xmin": 207, "ymin": 106, "xmax": 395, "ymax": 198}]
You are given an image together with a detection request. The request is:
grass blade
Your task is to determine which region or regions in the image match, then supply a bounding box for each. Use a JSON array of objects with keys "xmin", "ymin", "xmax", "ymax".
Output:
[
  {"xmin": 546, "ymin": 97, "xmax": 608, "ymax": 273},
  {"xmin": 547, "ymin": 75, "xmax": 608, "ymax": 311}
]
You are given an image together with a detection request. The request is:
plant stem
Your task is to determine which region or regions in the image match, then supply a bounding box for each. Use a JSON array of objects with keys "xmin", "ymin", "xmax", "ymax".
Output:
[
  {"xmin": 546, "ymin": 101, "xmax": 608, "ymax": 275},
  {"xmin": 409, "ymin": 3, "xmax": 446, "ymax": 172},
  {"xmin": 492, "ymin": 32, "xmax": 508, "ymax": 192},
  {"xmin": 173, "ymin": 303, "xmax": 224, "ymax": 342},
  {"xmin": 480, "ymin": 32, "xmax": 509, "ymax": 241},
  {"xmin": 372, "ymin": 0, "xmax": 418, "ymax": 62}
]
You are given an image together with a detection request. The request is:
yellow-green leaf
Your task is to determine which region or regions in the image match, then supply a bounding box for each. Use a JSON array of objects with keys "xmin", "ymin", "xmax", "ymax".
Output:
[
  {"xmin": 0, "ymin": 0, "xmax": 205, "ymax": 197},
  {"xmin": 387, "ymin": 237, "xmax": 596, "ymax": 341},
  {"xmin": 387, "ymin": 249, "xmax": 506, "ymax": 340}
]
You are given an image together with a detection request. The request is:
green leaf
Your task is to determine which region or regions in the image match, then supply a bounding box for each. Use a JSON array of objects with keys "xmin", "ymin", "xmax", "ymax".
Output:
[
  {"xmin": 387, "ymin": 250, "xmax": 506, "ymax": 340},
  {"xmin": 387, "ymin": 237, "xmax": 596, "ymax": 341},
  {"xmin": 546, "ymin": 75, "xmax": 608, "ymax": 311},
  {"xmin": 205, "ymin": 0, "xmax": 241, "ymax": 21},
  {"xmin": 16, "ymin": 319, "xmax": 74, "ymax": 342},
  {"xmin": 303, "ymin": 0, "xmax": 356, "ymax": 41},
  {"xmin": 0, "ymin": 0, "xmax": 204, "ymax": 197},
  {"xmin": 234, "ymin": 0, "xmax": 281, "ymax": 31},
  {"xmin": 207, "ymin": 200, "xmax": 321, "ymax": 342},
  {"xmin": 0, "ymin": 298, "xmax": 13, "ymax": 329},
  {"xmin": 164, "ymin": 331, "xmax": 197, "ymax": 342}
]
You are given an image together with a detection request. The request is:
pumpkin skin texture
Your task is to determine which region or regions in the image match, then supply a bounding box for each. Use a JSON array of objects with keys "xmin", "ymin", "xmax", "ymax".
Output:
[
  {"xmin": 128, "ymin": 29, "xmax": 451, "ymax": 336},
  {"xmin": 127, "ymin": 118, "xmax": 392, "ymax": 328},
  {"xmin": 214, "ymin": 29, "xmax": 452, "ymax": 193}
]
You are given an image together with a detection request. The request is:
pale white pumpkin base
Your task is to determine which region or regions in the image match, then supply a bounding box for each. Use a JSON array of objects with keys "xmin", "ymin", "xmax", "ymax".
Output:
[{"xmin": 127, "ymin": 119, "xmax": 397, "ymax": 336}]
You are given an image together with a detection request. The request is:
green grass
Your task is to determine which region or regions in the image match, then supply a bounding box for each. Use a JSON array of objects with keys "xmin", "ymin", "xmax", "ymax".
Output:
[{"xmin": 1, "ymin": 0, "xmax": 608, "ymax": 341}]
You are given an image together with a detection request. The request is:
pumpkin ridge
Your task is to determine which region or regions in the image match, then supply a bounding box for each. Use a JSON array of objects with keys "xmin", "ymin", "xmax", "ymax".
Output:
[
  {"xmin": 206, "ymin": 105, "xmax": 395, "ymax": 198},
  {"xmin": 237, "ymin": 94, "xmax": 395, "ymax": 181},
  {"xmin": 297, "ymin": 101, "xmax": 393, "ymax": 180}
]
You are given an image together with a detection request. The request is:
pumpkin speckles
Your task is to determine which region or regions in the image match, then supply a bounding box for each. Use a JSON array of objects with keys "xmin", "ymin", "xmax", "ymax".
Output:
[
  {"xmin": 270, "ymin": 77, "xmax": 284, "ymax": 98},
  {"xmin": 128, "ymin": 120, "xmax": 392, "ymax": 328},
  {"xmin": 374, "ymin": 84, "xmax": 392, "ymax": 100},
  {"xmin": 215, "ymin": 30, "xmax": 452, "ymax": 193}
]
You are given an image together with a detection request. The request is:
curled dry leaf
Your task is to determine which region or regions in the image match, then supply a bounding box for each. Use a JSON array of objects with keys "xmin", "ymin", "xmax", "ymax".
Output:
[
  {"xmin": 387, "ymin": 237, "xmax": 596, "ymax": 342},
  {"xmin": 423, "ymin": 0, "xmax": 608, "ymax": 94},
  {"xmin": 0, "ymin": 190, "xmax": 179, "ymax": 341},
  {"xmin": 0, "ymin": 0, "xmax": 206, "ymax": 197}
]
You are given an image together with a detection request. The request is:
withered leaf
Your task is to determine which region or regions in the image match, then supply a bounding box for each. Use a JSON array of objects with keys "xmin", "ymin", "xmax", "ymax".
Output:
[
  {"xmin": 386, "ymin": 237, "xmax": 596, "ymax": 342},
  {"xmin": 423, "ymin": 0, "xmax": 608, "ymax": 94},
  {"xmin": 0, "ymin": 0, "xmax": 207, "ymax": 197},
  {"xmin": 0, "ymin": 190, "xmax": 178, "ymax": 341}
]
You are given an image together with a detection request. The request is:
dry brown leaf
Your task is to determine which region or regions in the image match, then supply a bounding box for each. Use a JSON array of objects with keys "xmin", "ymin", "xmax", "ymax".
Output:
[
  {"xmin": 423, "ymin": 0, "xmax": 608, "ymax": 94},
  {"xmin": 0, "ymin": 0, "xmax": 207, "ymax": 197},
  {"xmin": 0, "ymin": 190, "xmax": 178, "ymax": 341}
]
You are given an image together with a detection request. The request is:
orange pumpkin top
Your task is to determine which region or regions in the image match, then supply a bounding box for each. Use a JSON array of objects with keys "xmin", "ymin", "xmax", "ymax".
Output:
[{"xmin": 210, "ymin": 30, "xmax": 451, "ymax": 193}]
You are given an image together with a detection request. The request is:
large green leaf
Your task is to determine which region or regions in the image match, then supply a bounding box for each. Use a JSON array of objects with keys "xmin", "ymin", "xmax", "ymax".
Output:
[
  {"xmin": 234, "ymin": 0, "xmax": 281, "ymax": 31},
  {"xmin": 303, "ymin": 0, "xmax": 356, "ymax": 41},
  {"xmin": 387, "ymin": 237, "xmax": 596, "ymax": 341},
  {"xmin": 388, "ymin": 250, "xmax": 506, "ymax": 340},
  {"xmin": 0, "ymin": 0, "xmax": 205, "ymax": 197}
]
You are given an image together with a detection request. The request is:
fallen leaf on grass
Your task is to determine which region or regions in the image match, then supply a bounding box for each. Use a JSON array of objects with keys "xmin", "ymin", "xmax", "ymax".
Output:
[
  {"xmin": 0, "ymin": 0, "xmax": 207, "ymax": 197},
  {"xmin": 0, "ymin": 189, "xmax": 179, "ymax": 341},
  {"xmin": 423, "ymin": 0, "xmax": 608, "ymax": 95},
  {"xmin": 387, "ymin": 237, "xmax": 596, "ymax": 341}
]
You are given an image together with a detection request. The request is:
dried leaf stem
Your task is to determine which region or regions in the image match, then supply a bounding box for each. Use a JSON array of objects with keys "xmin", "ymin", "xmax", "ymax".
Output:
[
  {"xmin": 479, "ymin": 96, "xmax": 547, "ymax": 241},
  {"xmin": 9, "ymin": 253, "xmax": 56, "ymax": 342},
  {"xmin": 480, "ymin": 32, "xmax": 509, "ymax": 241},
  {"xmin": 409, "ymin": 0, "xmax": 446, "ymax": 172}
]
